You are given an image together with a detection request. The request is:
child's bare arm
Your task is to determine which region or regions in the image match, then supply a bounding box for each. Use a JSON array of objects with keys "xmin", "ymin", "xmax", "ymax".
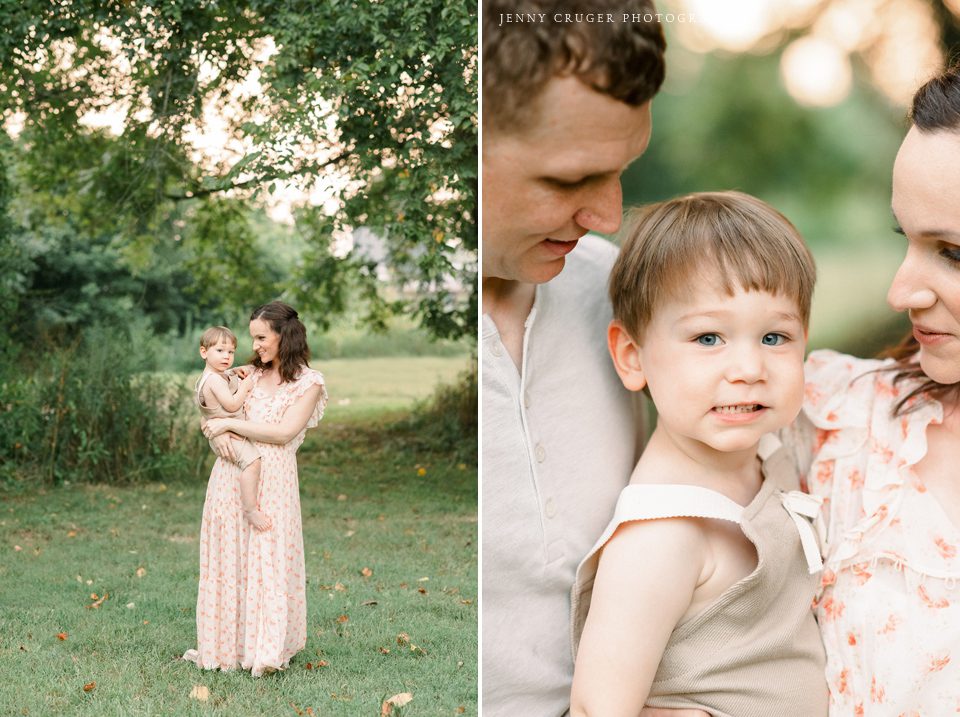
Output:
[
  {"xmin": 571, "ymin": 518, "xmax": 705, "ymax": 717},
  {"xmin": 204, "ymin": 374, "xmax": 252, "ymax": 413}
]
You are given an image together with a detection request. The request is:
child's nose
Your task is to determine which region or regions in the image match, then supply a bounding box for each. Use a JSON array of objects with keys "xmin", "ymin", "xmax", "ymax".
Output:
[{"xmin": 725, "ymin": 345, "xmax": 765, "ymax": 384}]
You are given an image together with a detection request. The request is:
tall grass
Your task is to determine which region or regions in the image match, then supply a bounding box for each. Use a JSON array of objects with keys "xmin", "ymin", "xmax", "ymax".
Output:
[
  {"xmin": 0, "ymin": 325, "xmax": 205, "ymax": 488},
  {"xmin": 152, "ymin": 316, "xmax": 470, "ymax": 374},
  {"xmin": 401, "ymin": 362, "xmax": 478, "ymax": 464}
]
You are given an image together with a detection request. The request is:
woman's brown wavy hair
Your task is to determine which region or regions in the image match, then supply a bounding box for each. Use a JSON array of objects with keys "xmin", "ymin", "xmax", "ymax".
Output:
[
  {"xmin": 882, "ymin": 63, "xmax": 960, "ymax": 416},
  {"xmin": 249, "ymin": 301, "xmax": 311, "ymax": 383}
]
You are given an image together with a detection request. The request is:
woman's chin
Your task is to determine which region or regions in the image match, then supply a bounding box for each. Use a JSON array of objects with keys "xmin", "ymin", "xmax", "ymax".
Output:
[{"xmin": 919, "ymin": 351, "xmax": 960, "ymax": 386}]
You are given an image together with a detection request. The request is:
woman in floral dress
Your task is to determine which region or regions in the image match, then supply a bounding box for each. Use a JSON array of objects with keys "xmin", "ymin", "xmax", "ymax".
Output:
[
  {"xmin": 785, "ymin": 65, "xmax": 960, "ymax": 715},
  {"xmin": 183, "ymin": 301, "xmax": 327, "ymax": 676}
]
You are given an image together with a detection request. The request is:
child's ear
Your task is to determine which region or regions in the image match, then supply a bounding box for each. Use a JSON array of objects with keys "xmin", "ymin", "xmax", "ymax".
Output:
[
  {"xmin": 607, "ymin": 320, "xmax": 647, "ymax": 392},
  {"xmin": 199, "ymin": 346, "xmax": 207, "ymax": 359}
]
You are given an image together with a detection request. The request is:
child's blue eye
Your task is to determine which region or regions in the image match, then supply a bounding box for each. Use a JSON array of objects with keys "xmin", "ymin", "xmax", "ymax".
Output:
[
  {"xmin": 761, "ymin": 333, "xmax": 787, "ymax": 346},
  {"xmin": 696, "ymin": 334, "xmax": 720, "ymax": 346}
]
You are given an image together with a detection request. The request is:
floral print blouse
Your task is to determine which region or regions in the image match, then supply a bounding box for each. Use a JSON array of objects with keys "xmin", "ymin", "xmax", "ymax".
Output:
[{"xmin": 785, "ymin": 349, "xmax": 960, "ymax": 715}]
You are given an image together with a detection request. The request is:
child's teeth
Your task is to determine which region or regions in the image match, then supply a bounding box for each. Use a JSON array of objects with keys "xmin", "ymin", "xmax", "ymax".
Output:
[{"xmin": 716, "ymin": 404, "xmax": 758, "ymax": 414}]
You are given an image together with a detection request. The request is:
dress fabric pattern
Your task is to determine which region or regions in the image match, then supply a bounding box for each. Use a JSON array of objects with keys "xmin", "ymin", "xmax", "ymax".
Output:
[
  {"xmin": 796, "ymin": 349, "xmax": 960, "ymax": 715},
  {"xmin": 183, "ymin": 368, "xmax": 327, "ymax": 676}
]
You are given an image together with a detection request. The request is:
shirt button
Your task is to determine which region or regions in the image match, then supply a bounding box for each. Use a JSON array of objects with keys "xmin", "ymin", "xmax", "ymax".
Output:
[
  {"xmin": 523, "ymin": 390, "xmax": 531, "ymax": 409},
  {"xmin": 545, "ymin": 498, "xmax": 557, "ymax": 518},
  {"xmin": 490, "ymin": 342, "xmax": 503, "ymax": 357},
  {"xmin": 535, "ymin": 443, "xmax": 546, "ymax": 463}
]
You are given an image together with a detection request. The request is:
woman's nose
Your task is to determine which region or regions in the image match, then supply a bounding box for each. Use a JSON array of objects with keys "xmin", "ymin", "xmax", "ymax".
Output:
[{"xmin": 887, "ymin": 251, "xmax": 937, "ymax": 312}]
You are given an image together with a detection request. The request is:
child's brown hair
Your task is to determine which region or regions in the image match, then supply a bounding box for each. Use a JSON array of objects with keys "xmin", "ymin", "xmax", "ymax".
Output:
[
  {"xmin": 200, "ymin": 326, "xmax": 238, "ymax": 349},
  {"xmin": 610, "ymin": 191, "xmax": 816, "ymax": 340}
]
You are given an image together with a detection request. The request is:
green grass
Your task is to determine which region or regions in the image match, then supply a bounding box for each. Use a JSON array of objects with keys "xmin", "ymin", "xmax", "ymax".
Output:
[
  {"xmin": 0, "ymin": 362, "xmax": 477, "ymax": 716},
  {"xmin": 317, "ymin": 357, "xmax": 473, "ymax": 423}
]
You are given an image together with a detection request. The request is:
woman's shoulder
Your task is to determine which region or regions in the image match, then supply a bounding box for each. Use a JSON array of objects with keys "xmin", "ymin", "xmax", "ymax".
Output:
[
  {"xmin": 292, "ymin": 366, "xmax": 326, "ymax": 387},
  {"xmin": 803, "ymin": 349, "xmax": 899, "ymax": 425}
]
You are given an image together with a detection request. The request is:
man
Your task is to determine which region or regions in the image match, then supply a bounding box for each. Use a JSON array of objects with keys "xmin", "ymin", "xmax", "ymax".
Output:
[{"xmin": 482, "ymin": 2, "xmax": 667, "ymax": 714}]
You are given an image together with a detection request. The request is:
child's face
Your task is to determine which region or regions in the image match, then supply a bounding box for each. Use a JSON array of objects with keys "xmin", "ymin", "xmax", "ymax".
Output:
[
  {"xmin": 200, "ymin": 340, "xmax": 237, "ymax": 372},
  {"xmin": 637, "ymin": 285, "xmax": 806, "ymax": 455}
]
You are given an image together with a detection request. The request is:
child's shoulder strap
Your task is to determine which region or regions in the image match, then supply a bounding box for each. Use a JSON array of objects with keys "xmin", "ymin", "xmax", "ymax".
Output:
[
  {"xmin": 611, "ymin": 483, "xmax": 745, "ymax": 525},
  {"xmin": 195, "ymin": 369, "xmax": 222, "ymax": 407}
]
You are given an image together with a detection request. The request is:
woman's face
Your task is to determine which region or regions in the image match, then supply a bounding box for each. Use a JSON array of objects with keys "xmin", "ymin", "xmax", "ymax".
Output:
[
  {"xmin": 888, "ymin": 126, "xmax": 960, "ymax": 385},
  {"xmin": 250, "ymin": 318, "xmax": 281, "ymax": 365}
]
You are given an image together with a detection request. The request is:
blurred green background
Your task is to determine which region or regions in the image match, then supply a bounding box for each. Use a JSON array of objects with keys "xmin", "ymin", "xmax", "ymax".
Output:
[{"xmin": 620, "ymin": 0, "xmax": 960, "ymax": 357}]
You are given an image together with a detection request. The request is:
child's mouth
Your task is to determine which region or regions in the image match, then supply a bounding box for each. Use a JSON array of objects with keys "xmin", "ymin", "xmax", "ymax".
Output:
[{"xmin": 713, "ymin": 404, "xmax": 764, "ymax": 414}]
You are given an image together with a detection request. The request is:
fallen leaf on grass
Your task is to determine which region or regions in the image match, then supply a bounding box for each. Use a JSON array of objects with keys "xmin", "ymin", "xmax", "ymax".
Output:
[
  {"xmin": 456, "ymin": 707, "xmax": 466, "ymax": 714},
  {"xmin": 416, "ymin": 467, "xmax": 426, "ymax": 476},
  {"xmin": 396, "ymin": 632, "xmax": 427, "ymax": 656},
  {"xmin": 13, "ymin": 545, "xmax": 22, "ymax": 551},
  {"xmin": 304, "ymin": 661, "xmax": 328, "ymax": 670},
  {"xmin": 361, "ymin": 600, "xmax": 378, "ymax": 607},
  {"xmin": 378, "ymin": 647, "xmax": 390, "ymax": 655},
  {"xmin": 83, "ymin": 682, "xmax": 96, "ymax": 693},
  {"xmin": 335, "ymin": 582, "xmax": 346, "ymax": 592},
  {"xmin": 57, "ymin": 632, "xmax": 68, "ymax": 641},
  {"xmin": 360, "ymin": 567, "xmax": 373, "ymax": 577},
  {"xmin": 66, "ymin": 530, "xmax": 77, "ymax": 538},
  {"xmin": 126, "ymin": 602, "xmax": 135, "ymax": 609},
  {"xmin": 417, "ymin": 587, "xmax": 428, "ymax": 595},
  {"xmin": 135, "ymin": 567, "xmax": 146, "ymax": 578},
  {"xmin": 86, "ymin": 592, "xmax": 109, "ymax": 609},
  {"xmin": 336, "ymin": 615, "xmax": 349, "ymax": 624},
  {"xmin": 337, "ymin": 494, "xmax": 347, "ymax": 502},
  {"xmin": 381, "ymin": 692, "xmax": 413, "ymax": 715},
  {"xmin": 189, "ymin": 685, "xmax": 209, "ymax": 702}
]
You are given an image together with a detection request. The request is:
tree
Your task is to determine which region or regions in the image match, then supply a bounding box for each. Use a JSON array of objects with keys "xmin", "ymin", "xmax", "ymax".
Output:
[{"xmin": 0, "ymin": 0, "xmax": 477, "ymax": 339}]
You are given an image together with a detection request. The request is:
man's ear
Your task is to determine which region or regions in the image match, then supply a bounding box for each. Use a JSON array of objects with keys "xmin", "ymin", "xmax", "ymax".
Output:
[{"xmin": 607, "ymin": 320, "xmax": 647, "ymax": 392}]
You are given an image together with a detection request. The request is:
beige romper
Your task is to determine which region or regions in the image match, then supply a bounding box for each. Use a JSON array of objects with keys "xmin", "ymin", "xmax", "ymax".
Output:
[
  {"xmin": 195, "ymin": 369, "xmax": 260, "ymax": 470},
  {"xmin": 571, "ymin": 437, "xmax": 828, "ymax": 717}
]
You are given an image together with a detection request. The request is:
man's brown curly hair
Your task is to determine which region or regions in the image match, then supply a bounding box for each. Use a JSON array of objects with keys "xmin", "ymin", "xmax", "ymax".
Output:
[{"xmin": 483, "ymin": 0, "xmax": 667, "ymax": 131}]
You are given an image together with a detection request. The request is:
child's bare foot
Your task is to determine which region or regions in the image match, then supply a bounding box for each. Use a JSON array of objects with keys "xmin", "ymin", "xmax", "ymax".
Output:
[{"xmin": 244, "ymin": 509, "xmax": 272, "ymax": 532}]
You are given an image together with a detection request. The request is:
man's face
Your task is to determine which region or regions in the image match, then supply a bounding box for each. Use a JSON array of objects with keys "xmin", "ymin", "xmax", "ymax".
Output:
[{"xmin": 482, "ymin": 76, "xmax": 653, "ymax": 285}]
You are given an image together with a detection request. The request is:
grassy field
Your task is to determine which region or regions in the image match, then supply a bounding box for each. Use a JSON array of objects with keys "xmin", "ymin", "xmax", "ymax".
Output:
[
  {"xmin": 317, "ymin": 357, "xmax": 473, "ymax": 423},
  {"xmin": 0, "ymin": 356, "xmax": 477, "ymax": 716}
]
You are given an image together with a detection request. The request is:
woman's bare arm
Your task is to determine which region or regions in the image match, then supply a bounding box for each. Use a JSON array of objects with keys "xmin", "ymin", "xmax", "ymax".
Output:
[{"xmin": 204, "ymin": 384, "xmax": 323, "ymax": 445}]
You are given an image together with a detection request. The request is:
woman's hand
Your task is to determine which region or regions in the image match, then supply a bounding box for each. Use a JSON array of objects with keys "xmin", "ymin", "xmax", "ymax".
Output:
[
  {"xmin": 233, "ymin": 365, "xmax": 253, "ymax": 379},
  {"xmin": 203, "ymin": 418, "xmax": 233, "ymax": 438},
  {"xmin": 208, "ymin": 433, "xmax": 238, "ymax": 463}
]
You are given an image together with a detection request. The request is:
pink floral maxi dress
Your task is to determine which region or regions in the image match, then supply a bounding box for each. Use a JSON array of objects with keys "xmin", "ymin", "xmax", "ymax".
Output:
[{"xmin": 183, "ymin": 368, "xmax": 327, "ymax": 675}]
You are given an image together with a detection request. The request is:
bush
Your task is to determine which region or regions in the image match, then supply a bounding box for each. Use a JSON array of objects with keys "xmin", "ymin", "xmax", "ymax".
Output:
[
  {"xmin": 0, "ymin": 325, "xmax": 206, "ymax": 487},
  {"xmin": 400, "ymin": 361, "xmax": 478, "ymax": 463}
]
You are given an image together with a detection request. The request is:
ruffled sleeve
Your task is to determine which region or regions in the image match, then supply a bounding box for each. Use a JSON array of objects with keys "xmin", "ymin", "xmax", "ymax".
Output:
[
  {"xmin": 279, "ymin": 369, "xmax": 328, "ymax": 429},
  {"xmin": 801, "ymin": 349, "xmax": 947, "ymax": 575}
]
